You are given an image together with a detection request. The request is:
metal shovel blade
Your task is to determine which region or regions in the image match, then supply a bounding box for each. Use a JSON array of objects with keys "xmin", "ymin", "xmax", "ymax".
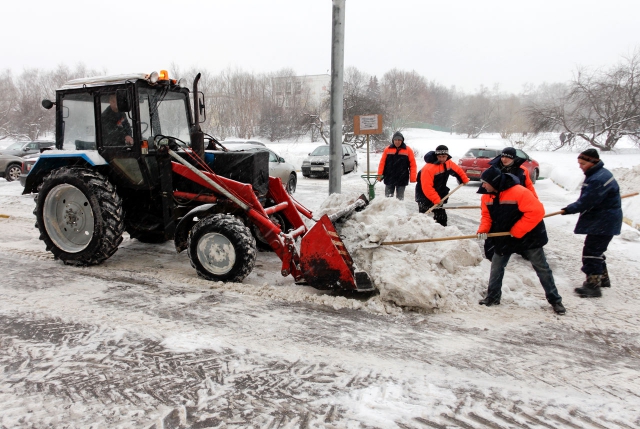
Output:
[{"xmin": 299, "ymin": 214, "xmax": 371, "ymax": 291}]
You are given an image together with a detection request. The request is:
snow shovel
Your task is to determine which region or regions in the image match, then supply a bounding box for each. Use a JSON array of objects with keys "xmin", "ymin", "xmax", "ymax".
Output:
[
  {"xmin": 442, "ymin": 192, "xmax": 639, "ymax": 215},
  {"xmin": 544, "ymin": 192, "xmax": 639, "ymax": 218},
  {"xmin": 363, "ymin": 231, "xmax": 512, "ymax": 248},
  {"xmin": 425, "ymin": 182, "xmax": 466, "ymax": 215}
]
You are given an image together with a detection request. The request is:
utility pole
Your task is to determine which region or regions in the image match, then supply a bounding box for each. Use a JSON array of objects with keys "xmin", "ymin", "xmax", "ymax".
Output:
[{"xmin": 329, "ymin": 0, "xmax": 345, "ymax": 195}]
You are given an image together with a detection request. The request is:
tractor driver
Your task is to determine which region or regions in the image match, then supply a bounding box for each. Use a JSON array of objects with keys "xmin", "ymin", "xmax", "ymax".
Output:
[{"xmin": 101, "ymin": 93, "xmax": 134, "ymax": 146}]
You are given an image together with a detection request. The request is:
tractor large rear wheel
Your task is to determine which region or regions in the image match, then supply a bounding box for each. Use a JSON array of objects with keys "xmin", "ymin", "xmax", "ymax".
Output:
[
  {"xmin": 188, "ymin": 214, "xmax": 256, "ymax": 282},
  {"xmin": 35, "ymin": 167, "xmax": 124, "ymax": 265}
]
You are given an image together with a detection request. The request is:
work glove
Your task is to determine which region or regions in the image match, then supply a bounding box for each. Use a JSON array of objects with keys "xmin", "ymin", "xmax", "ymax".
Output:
[
  {"xmin": 477, "ymin": 233, "xmax": 488, "ymax": 241},
  {"xmin": 560, "ymin": 207, "xmax": 567, "ymax": 215}
]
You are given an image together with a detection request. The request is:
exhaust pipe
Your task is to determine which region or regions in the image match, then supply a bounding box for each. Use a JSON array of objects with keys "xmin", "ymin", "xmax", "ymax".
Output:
[{"xmin": 190, "ymin": 73, "xmax": 205, "ymax": 158}]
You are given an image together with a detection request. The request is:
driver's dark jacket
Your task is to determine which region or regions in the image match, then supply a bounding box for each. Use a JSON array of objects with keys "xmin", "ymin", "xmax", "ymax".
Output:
[
  {"xmin": 477, "ymin": 173, "xmax": 548, "ymax": 259},
  {"xmin": 101, "ymin": 107, "xmax": 132, "ymax": 146}
]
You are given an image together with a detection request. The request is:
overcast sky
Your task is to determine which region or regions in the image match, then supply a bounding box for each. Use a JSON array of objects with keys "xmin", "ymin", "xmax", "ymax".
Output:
[{"xmin": 2, "ymin": 0, "xmax": 639, "ymax": 93}]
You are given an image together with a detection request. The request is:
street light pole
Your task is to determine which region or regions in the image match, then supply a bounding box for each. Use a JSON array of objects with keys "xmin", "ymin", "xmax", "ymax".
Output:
[{"xmin": 329, "ymin": 0, "xmax": 345, "ymax": 195}]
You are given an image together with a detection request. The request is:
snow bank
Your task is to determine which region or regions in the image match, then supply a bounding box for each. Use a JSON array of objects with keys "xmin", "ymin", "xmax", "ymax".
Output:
[
  {"xmin": 322, "ymin": 194, "xmax": 488, "ymax": 312},
  {"xmin": 613, "ymin": 165, "xmax": 640, "ymax": 229}
]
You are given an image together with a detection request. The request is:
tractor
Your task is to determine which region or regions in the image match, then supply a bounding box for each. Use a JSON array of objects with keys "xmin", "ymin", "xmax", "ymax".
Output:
[{"xmin": 23, "ymin": 70, "xmax": 373, "ymax": 291}]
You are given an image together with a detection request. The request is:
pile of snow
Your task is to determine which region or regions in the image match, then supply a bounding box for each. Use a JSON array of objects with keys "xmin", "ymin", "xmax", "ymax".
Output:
[
  {"xmin": 613, "ymin": 165, "xmax": 640, "ymax": 229},
  {"xmin": 318, "ymin": 193, "xmax": 552, "ymax": 313}
]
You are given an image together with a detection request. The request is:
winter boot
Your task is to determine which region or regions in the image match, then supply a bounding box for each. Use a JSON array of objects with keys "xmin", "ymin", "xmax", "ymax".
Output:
[
  {"xmin": 574, "ymin": 275, "xmax": 603, "ymax": 298},
  {"xmin": 552, "ymin": 302, "xmax": 566, "ymax": 315},
  {"xmin": 479, "ymin": 297, "xmax": 500, "ymax": 306},
  {"xmin": 601, "ymin": 268, "xmax": 611, "ymax": 288}
]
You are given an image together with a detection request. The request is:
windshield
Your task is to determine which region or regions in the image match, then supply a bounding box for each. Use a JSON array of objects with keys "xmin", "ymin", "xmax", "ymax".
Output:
[
  {"xmin": 157, "ymin": 97, "xmax": 190, "ymax": 143},
  {"xmin": 140, "ymin": 88, "xmax": 191, "ymax": 146},
  {"xmin": 465, "ymin": 149, "xmax": 499, "ymax": 158},
  {"xmin": 6, "ymin": 142, "xmax": 24, "ymax": 150},
  {"xmin": 311, "ymin": 146, "xmax": 330, "ymax": 156}
]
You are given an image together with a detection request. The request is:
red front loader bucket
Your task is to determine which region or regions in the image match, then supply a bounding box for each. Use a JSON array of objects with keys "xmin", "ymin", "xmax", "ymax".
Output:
[{"xmin": 299, "ymin": 215, "xmax": 374, "ymax": 291}]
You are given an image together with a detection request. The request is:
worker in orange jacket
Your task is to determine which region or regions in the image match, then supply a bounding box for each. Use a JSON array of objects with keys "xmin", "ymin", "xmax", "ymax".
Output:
[
  {"xmin": 415, "ymin": 145, "xmax": 469, "ymax": 226},
  {"xmin": 377, "ymin": 131, "xmax": 417, "ymax": 200},
  {"xmin": 488, "ymin": 147, "xmax": 538, "ymax": 198},
  {"xmin": 476, "ymin": 167, "xmax": 565, "ymax": 315}
]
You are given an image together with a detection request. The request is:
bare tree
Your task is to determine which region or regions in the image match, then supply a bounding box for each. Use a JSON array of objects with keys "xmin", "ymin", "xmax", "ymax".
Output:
[
  {"xmin": 426, "ymin": 81, "xmax": 459, "ymax": 131},
  {"xmin": 0, "ymin": 70, "xmax": 17, "ymax": 140},
  {"xmin": 454, "ymin": 86, "xmax": 495, "ymax": 138},
  {"xmin": 380, "ymin": 69, "xmax": 431, "ymax": 132},
  {"xmin": 494, "ymin": 94, "xmax": 530, "ymax": 140},
  {"xmin": 527, "ymin": 50, "xmax": 640, "ymax": 150}
]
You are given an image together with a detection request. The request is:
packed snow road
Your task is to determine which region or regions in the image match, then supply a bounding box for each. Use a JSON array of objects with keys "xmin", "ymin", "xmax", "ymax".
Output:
[{"xmin": 1, "ymin": 171, "xmax": 639, "ymax": 428}]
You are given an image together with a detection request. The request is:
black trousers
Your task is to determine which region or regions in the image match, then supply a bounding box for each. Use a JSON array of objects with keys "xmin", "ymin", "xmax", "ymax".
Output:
[
  {"xmin": 581, "ymin": 234, "xmax": 613, "ymax": 275},
  {"xmin": 418, "ymin": 201, "xmax": 447, "ymax": 226}
]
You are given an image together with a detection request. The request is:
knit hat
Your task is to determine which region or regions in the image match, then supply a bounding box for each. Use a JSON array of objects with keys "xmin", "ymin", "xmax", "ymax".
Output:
[
  {"xmin": 435, "ymin": 145, "xmax": 449, "ymax": 155},
  {"xmin": 392, "ymin": 131, "xmax": 404, "ymax": 142},
  {"xmin": 501, "ymin": 147, "xmax": 516, "ymax": 159},
  {"xmin": 480, "ymin": 167, "xmax": 502, "ymax": 189},
  {"xmin": 578, "ymin": 148, "xmax": 599, "ymax": 163}
]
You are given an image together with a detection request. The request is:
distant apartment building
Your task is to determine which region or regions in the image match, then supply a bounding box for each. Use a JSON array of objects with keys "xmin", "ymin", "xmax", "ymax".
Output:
[{"xmin": 273, "ymin": 74, "xmax": 330, "ymax": 109}]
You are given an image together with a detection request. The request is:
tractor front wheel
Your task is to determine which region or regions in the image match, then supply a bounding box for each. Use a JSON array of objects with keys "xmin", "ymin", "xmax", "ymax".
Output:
[
  {"xmin": 35, "ymin": 167, "xmax": 124, "ymax": 265},
  {"xmin": 188, "ymin": 214, "xmax": 256, "ymax": 282}
]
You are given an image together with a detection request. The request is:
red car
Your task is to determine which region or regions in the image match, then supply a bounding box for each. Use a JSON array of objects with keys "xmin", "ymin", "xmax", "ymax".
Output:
[{"xmin": 457, "ymin": 147, "xmax": 540, "ymax": 183}]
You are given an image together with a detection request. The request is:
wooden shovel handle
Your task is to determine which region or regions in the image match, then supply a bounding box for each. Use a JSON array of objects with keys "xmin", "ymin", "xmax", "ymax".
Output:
[
  {"xmin": 380, "ymin": 231, "xmax": 511, "ymax": 246},
  {"xmin": 544, "ymin": 192, "xmax": 638, "ymax": 218},
  {"xmin": 426, "ymin": 183, "xmax": 465, "ymax": 214}
]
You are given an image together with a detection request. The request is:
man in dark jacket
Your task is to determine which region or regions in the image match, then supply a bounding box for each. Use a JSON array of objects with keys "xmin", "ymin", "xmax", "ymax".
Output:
[
  {"xmin": 102, "ymin": 93, "xmax": 133, "ymax": 146},
  {"xmin": 415, "ymin": 145, "xmax": 469, "ymax": 226},
  {"xmin": 476, "ymin": 167, "xmax": 565, "ymax": 315},
  {"xmin": 488, "ymin": 147, "xmax": 538, "ymax": 198},
  {"xmin": 377, "ymin": 131, "xmax": 417, "ymax": 200},
  {"xmin": 561, "ymin": 149, "xmax": 622, "ymax": 298}
]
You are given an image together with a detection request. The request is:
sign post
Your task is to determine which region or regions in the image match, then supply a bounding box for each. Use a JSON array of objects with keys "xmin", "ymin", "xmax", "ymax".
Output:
[{"xmin": 354, "ymin": 114, "xmax": 383, "ymax": 200}]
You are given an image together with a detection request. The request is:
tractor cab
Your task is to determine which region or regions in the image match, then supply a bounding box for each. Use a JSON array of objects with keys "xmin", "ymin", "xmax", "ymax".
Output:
[{"xmin": 31, "ymin": 71, "xmax": 196, "ymax": 192}]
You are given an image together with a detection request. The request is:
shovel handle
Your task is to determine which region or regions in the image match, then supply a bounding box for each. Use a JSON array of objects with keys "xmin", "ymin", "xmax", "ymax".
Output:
[
  {"xmin": 544, "ymin": 192, "xmax": 638, "ymax": 218},
  {"xmin": 426, "ymin": 183, "xmax": 466, "ymax": 214},
  {"xmin": 380, "ymin": 231, "xmax": 511, "ymax": 246}
]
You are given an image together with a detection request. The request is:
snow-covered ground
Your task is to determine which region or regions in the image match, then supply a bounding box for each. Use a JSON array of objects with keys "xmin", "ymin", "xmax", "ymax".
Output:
[{"xmin": 1, "ymin": 130, "xmax": 640, "ymax": 428}]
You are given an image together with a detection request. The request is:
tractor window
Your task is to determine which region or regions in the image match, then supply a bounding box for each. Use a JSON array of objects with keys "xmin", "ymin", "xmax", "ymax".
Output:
[
  {"xmin": 111, "ymin": 158, "xmax": 144, "ymax": 185},
  {"xmin": 100, "ymin": 92, "xmax": 133, "ymax": 147},
  {"xmin": 61, "ymin": 93, "xmax": 96, "ymax": 150},
  {"xmin": 156, "ymin": 97, "xmax": 190, "ymax": 144},
  {"xmin": 139, "ymin": 94, "xmax": 152, "ymax": 142}
]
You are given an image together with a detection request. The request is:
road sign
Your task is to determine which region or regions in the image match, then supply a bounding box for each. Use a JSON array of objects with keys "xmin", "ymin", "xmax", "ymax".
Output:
[{"xmin": 353, "ymin": 114, "xmax": 383, "ymax": 135}]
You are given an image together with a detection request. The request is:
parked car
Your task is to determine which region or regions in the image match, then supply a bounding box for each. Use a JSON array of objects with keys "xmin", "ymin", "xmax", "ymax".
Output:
[
  {"xmin": 0, "ymin": 154, "xmax": 24, "ymax": 182},
  {"xmin": 0, "ymin": 140, "xmax": 55, "ymax": 158},
  {"xmin": 301, "ymin": 144, "xmax": 358, "ymax": 178},
  {"xmin": 222, "ymin": 138, "xmax": 266, "ymax": 147},
  {"xmin": 221, "ymin": 142, "xmax": 298, "ymax": 193},
  {"xmin": 18, "ymin": 153, "xmax": 40, "ymax": 186},
  {"xmin": 457, "ymin": 147, "xmax": 540, "ymax": 183}
]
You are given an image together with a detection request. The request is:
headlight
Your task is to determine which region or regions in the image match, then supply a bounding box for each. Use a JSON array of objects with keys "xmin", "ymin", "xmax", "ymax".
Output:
[{"xmin": 302, "ymin": 160, "xmax": 310, "ymax": 165}]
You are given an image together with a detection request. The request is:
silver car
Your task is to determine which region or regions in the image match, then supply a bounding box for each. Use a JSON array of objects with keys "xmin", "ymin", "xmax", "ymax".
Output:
[
  {"xmin": 301, "ymin": 143, "xmax": 358, "ymax": 178},
  {"xmin": 221, "ymin": 142, "xmax": 298, "ymax": 193},
  {"xmin": 0, "ymin": 140, "xmax": 55, "ymax": 158},
  {"xmin": 0, "ymin": 154, "xmax": 24, "ymax": 182}
]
